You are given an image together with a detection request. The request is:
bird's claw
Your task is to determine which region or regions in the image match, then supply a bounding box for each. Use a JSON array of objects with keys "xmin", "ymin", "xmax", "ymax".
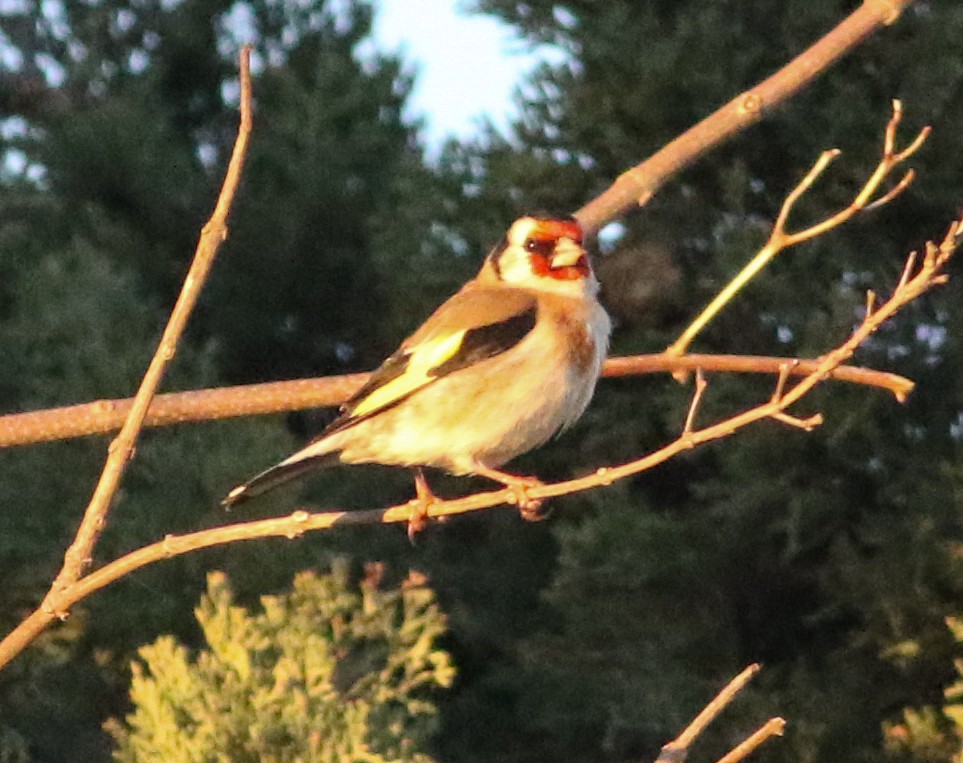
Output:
[
  {"xmin": 502, "ymin": 476, "xmax": 549, "ymax": 521},
  {"xmin": 407, "ymin": 499, "xmax": 430, "ymax": 541},
  {"xmin": 517, "ymin": 493, "xmax": 550, "ymax": 521},
  {"xmin": 408, "ymin": 470, "xmax": 435, "ymax": 542}
]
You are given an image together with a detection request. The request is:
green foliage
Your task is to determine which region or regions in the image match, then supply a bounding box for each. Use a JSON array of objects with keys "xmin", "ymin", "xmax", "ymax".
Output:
[
  {"xmin": 0, "ymin": 727, "xmax": 30, "ymax": 763},
  {"xmin": 208, "ymin": 0, "xmax": 442, "ymax": 382},
  {"xmin": 515, "ymin": 492, "xmax": 741, "ymax": 759},
  {"xmin": 2, "ymin": 1, "xmax": 963, "ymax": 762},
  {"xmin": 884, "ymin": 615, "xmax": 963, "ymax": 763},
  {"xmin": 107, "ymin": 563, "xmax": 454, "ymax": 763},
  {"xmin": 0, "ymin": 1, "xmax": 446, "ymax": 757}
]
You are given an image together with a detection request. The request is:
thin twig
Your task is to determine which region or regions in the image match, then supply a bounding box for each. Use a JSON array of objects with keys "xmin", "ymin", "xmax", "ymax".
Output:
[
  {"xmin": 574, "ymin": 0, "xmax": 918, "ymax": 236},
  {"xmin": 682, "ymin": 370, "xmax": 708, "ymax": 437},
  {"xmin": 666, "ymin": 101, "xmax": 928, "ymax": 357},
  {"xmin": 0, "ymin": 47, "xmax": 254, "ymax": 672},
  {"xmin": 714, "ymin": 718, "xmax": 787, "ymax": 763},
  {"xmin": 656, "ymin": 664, "xmax": 762, "ymax": 763},
  {"xmin": 0, "ymin": 5, "xmax": 932, "ymax": 672}
]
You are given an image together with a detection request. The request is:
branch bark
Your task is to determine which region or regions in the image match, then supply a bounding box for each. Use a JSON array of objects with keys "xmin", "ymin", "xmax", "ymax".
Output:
[
  {"xmin": 0, "ymin": 4, "xmax": 933, "ymax": 673},
  {"xmin": 655, "ymin": 664, "xmax": 785, "ymax": 763},
  {"xmin": 0, "ymin": 354, "xmax": 912, "ymax": 448},
  {"xmin": 0, "ymin": 47, "xmax": 254, "ymax": 670},
  {"xmin": 0, "ymin": 2, "xmax": 921, "ymax": 448},
  {"xmin": 667, "ymin": 100, "xmax": 929, "ymax": 357},
  {"xmin": 574, "ymin": 0, "xmax": 917, "ymax": 236}
]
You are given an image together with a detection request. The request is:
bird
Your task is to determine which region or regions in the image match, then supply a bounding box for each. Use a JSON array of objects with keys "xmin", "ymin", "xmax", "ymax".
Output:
[{"xmin": 222, "ymin": 215, "xmax": 611, "ymax": 532}]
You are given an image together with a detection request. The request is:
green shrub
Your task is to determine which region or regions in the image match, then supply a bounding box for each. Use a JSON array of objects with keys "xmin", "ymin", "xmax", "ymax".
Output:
[{"xmin": 107, "ymin": 562, "xmax": 455, "ymax": 763}]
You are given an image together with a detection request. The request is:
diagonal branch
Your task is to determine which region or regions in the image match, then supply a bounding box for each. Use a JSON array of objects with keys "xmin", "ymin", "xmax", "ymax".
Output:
[
  {"xmin": 574, "ymin": 0, "xmax": 918, "ymax": 236},
  {"xmin": 0, "ymin": 48, "xmax": 254, "ymax": 669},
  {"xmin": 666, "ymin": 100, "xmax": 929, "ymax": 357},
  {"xmin": 0, "ymin": 3, "xmax": 932, "ymax": 675},
  {"xmin": 0, "ymin": 3, "xmax": 922, "ymax": 449},
  {"xmin": 714, "ymin": 718, "xmax": 787, "ymax": 763},
  {"xmin": 656, "ymin": 664, "xmax": 763, "ymax": 763},
  {"xmin": 654, "ymin": 663, "xmax": 785, "ymax": 763}
]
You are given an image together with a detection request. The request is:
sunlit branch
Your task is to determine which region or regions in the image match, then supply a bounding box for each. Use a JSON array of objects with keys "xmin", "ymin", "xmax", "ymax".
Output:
[
  {"xmin": 0, "ymin": 354, "xmax": 913, "ymax": 449},
  {"xmin": 666, "ymin": 101, "xmax": 928, "ymax": 358},
  {"xmin": 0, "ymin": 47, "xmax": 255, "ymax": 673},
  {"xmin": 574, "ymin": 0, "xmax": 918, "ymax": 235}
]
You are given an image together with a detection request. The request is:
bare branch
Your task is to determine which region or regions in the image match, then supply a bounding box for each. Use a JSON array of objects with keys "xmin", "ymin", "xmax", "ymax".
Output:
[
  {"xmin": 772, "ymin": 149, "xmax": 841, "ymax": 238},
  {"xmin": 1, "ymin": 215, "xmax": 952, "ymax": 634},
  {"xmin": 0, "ymin": 47, "xmax": 255, "ymax": 672},
  {"xmin": 769, "ymin": 362, "xmax": 796, "ymax": 404},
  {"xmin": 0, "ymin": 6, "xmax": 938, "ymax": 674},
  {"xmin": 770, "ymin": 411, "xmax": 824, "ymax": 431},
  {"xmin": 714, "ymin": 718, "xmax": 787, "ymax": 763},
  {"xmin": 657, "ymin": 664, "xmax": 762, "ymax": 763},
  {"xmin": 666, "ymin": 101, "xmax": 928, "ymax": 357},
  {"xmin": 0, "ymin": 354, "xmax": 914, "ymax": 449},
  {"xmin": 574, "ymin": 0, "xmax": 918, "ymax": 236},
  {"xmin": 682, "ymin": 369, "xmax": 709, "ymax": 437}
]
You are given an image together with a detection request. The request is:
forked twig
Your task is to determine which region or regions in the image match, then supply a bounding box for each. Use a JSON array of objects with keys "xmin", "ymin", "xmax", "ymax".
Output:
[
  {"xmin": 666, "ymin": 100, "xmax": 929, "ymax": 358},
  {"xmin": 0, "ymin": 4, "xmax": 935, "ymax": 677},
  {"xmin": 574, "ymin": 0, "xmax": 918, "ymax": 234},
  {"xmin": 0, "ymin": 2, "xmax": 922, "ymax": 450}
]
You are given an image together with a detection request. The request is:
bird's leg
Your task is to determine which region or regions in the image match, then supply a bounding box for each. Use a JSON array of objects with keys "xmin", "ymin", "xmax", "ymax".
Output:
[
  {"xmin": 407, "ymin": 468, "xmax": 435, "ymax": 541},
  {"xmin": 471, "ymin": 462, "xmax": 548, "ymax": 521}
]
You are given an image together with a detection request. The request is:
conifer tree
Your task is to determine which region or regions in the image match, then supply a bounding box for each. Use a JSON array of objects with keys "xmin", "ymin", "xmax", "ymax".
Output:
[{"xmin": 107, "ymin": 563, "xmax": 454, "ymax": 763}]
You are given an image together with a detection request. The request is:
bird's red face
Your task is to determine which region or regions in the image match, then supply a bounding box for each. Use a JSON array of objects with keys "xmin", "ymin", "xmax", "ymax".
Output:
[
  {"xmin": 488, "ymin": 216, "xmax": 595, "ymax": 294},
  {"xmin": 522, "ymin": 218, "xmax": 590, "ymax": 281}
]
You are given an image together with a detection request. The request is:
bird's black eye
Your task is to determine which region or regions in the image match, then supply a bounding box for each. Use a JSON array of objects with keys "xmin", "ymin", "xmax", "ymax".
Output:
[{"xmin": 525, "ymin": 238, "xmax": 555, "ymax": 256}]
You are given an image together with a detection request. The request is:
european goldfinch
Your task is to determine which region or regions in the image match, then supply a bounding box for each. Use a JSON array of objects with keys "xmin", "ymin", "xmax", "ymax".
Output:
[{"xmin": 223, "ymin": 215, "xmax": 611, "ymax": 523}]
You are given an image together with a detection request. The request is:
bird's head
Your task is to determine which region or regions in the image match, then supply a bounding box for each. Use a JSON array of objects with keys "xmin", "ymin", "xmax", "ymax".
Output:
[{"xmin": 480, "ymin": 216, "xmax": 598, "ymax": 297}]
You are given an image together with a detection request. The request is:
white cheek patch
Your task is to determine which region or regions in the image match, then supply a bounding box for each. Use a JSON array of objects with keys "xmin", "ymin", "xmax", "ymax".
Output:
[{"xmin": 495, "ymin": 248, "xmax": 535, "ymax": 283}]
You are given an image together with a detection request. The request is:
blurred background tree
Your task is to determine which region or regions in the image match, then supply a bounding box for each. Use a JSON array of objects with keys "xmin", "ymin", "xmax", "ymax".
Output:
[
  {"xmin": 464, "ymin": 2, "xmax": 963, "ymax": 761},
  {"xmin": 1, "ymin": 1, "xmax": 962, "ymax": 762}
]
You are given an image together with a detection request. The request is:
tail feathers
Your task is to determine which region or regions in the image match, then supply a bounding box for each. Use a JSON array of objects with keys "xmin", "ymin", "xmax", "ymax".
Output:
[{"xmin": 222, "ymin": 451, "xmax": 341, "ymax": 508}]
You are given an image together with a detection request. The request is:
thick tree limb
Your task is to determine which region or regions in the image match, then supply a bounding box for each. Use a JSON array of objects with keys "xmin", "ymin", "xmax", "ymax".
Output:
[{"xmin": 574, "ymin": 0, "xmax": 917, "ymax": 236}]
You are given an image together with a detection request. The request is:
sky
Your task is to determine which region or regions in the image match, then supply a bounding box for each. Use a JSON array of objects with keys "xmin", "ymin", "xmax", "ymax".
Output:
[
  {"xmin": 0, "ymin": 1, "xmax": 566, "ymax": 177},
  {"xmin": 369, "ymin": 1, "xmax": 565, "ymax": 149}
]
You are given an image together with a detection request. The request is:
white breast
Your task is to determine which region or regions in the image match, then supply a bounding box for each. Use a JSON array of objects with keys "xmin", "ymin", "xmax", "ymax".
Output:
[{"xmin": 333, "ymin": 294, "xmax": 611, "ymax": 475}]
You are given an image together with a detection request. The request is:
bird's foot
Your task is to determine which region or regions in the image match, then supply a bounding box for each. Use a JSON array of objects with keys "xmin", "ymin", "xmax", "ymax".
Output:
[
  {"xmin": 407, "ymin": 469, "xmax": 436, "ymax": 542},
  {"xmin": 510, "ymin": 478, "xmax": 549, "ymax": 522},
  {"xmin": 472, "ymin": 464, "xmax": 549, "ymax": 521}
]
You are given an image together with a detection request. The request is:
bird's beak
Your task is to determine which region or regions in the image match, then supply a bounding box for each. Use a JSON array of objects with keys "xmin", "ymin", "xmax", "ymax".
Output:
[{"xmin": 551, "ymin": 238, "xmax": 586, "ymax": 268}]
